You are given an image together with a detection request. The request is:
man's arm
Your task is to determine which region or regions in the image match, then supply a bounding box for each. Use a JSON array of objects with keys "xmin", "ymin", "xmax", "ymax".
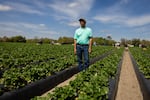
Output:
[
  {"xmin": 88, "ymin": 38, "xmax": 93, "ymax": 53},
  {"xmin": 74, "ymin": 39, "xmax": 77, "ymax": 55}
]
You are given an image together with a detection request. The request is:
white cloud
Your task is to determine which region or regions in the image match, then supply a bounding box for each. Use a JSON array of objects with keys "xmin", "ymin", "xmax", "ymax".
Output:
[
  {"xmin": 0, "ymin": 22, "xmax": 58, "ymax": 39},
  {"xmin": 120, "ymin": 0, "xmax": 130, "ymax": 4},
  {"xmin": 93, "ymin": 0, "xmax": 150, "ymax": 28},
  {"xmin": 125, "ymin": 15, "xmax": 150, "ymax": 27},
  {"xmin": 49, "ymin": 0, "xmax": 94, "ymax": 19},
  {"xmin": 50, "ymin": 15, "xmax": 70, "ymax": 21},
  {"xmin": 0, "ymin": 4, "xmax": 12, "ymax": 11},
  {"xmin": 93, "ymin": 14, "xmax": 150, "ymax": 27},
  {"xmin": 67, "ymin": 21, "xmax": 79, "ymax": 27},
  {"xmin": 93, "ymin": 15, "xmax": 125, "ymax": 23},
  {"xmin": 68, "ymin": 2, "xmax": 79, "ymax": 8},
  {"xmin": 39, "ymin": 24, "xmax": 45, "ymax": 27},
  {"xmin": 102, "ymin": 0, "xmax": 131, "ymax": 15},
  {"xmin": 2, "ymin": 2, "xmax": 45, "ymax": 15},
  {"xmin": 48, "ymin": 0, "xmax": 94, "ymax": 27}
]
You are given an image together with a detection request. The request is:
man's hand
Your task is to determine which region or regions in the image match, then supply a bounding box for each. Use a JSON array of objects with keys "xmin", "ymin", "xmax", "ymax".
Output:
[
  {"xmin": 88, "ymin": 38, "xmax": 92, "ymax": 54},
  {"xmin": 88, "ymin": 48, "xmax": 92, "ymax": 53},
  {"xmin": 74, "ymin": 49, "xmax": 77, "ymax": 55},
  {"xmin": 74, "ymin": 40, "xmax": 77, "ymax": 55}
]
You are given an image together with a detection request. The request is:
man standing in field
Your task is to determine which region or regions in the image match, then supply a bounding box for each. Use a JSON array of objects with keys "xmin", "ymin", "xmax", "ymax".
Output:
[{"xmin": 74, "ymin": 18, "xmax": 93, "ymax": 71}]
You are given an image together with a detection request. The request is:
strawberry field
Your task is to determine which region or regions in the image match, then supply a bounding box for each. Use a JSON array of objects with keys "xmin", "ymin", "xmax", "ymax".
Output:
[
  {"xmin": 0, "ymin": 43, "xmax": 113, "ymax": 96},
  {"xmin": 33, "ymin": 48, "xmax": 123, "ymax": 100},
  {"xmin": 0, "ymin": 43, "xmax": 150, "ymax": 100}
]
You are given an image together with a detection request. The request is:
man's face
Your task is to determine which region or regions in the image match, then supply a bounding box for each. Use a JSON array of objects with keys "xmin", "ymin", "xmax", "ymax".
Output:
[{"xmin": 80, "ymin": 21, "xmax": 86, "ymax": 28}]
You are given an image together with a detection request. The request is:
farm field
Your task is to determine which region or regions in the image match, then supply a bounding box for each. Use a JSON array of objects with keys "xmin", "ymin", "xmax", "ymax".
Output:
[
  {"xmin": 33, "ymin": 47, "xmax": 150, "ymax": 100},
  {"xmin": 0, "ymin": 0, "xmax": 150, "ymax": 100},
  {"xmin": 0, "ymin": 43, "xmax": 149, "ymax": 100},
  {"xmin": 0, "ymin": 43, "xmax": 113, "ymax": 95},
  {"xmin": 32, "ymin": 47, "xmax": 124, "ymax": 100}
]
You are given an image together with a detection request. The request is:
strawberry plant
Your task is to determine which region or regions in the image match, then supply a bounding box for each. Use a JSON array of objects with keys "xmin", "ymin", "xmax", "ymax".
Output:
[
  {"xmin": 0, "ymin": 43, "xmax": 113, "ymax": 95},
  {"xmin": 32, "ymin": 48, "xmax": 123, "ymax": 100},
  {"xmin": 130, "ymin": 47, "xmax": 150, "ymax": 79}
]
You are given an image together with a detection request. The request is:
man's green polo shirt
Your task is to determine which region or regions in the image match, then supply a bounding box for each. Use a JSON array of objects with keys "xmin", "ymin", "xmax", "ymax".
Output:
[{"xmin": 74, "ymin": 27, "xmax": 92, "ymax": 44}]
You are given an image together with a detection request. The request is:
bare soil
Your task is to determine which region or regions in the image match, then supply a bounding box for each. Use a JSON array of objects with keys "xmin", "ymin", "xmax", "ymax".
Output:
[{"xmin": 115, "ymin": 51, "xmax": 143, "ymax": 100}]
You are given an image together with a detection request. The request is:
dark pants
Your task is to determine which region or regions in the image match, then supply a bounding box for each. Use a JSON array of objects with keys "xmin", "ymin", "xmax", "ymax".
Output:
[{"xmin": 76, "ymin": 45, "xmax": 89, "ymax": 71}]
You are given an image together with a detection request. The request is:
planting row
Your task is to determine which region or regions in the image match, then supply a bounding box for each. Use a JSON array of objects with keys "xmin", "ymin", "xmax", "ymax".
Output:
[
  {"xmin": 0, "ymin": 43, "xmax": 113, "ymax": 95},
  {"xmin": 32, "ymin": 48, "xmax": 123, "ymax": 100},
  {"xmin": 130, "ymin": 47, "xmax": 150, "ymax": 79},
  {"xmin": 0, "ymin": 43, "xmax": 112, "ymax": 71}
]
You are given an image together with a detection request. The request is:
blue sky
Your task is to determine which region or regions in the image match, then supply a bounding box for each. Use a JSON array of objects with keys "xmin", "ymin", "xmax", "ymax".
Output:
[{"xmin": 0, "ymin": 0, "xmax": 150, "ymax": 41}]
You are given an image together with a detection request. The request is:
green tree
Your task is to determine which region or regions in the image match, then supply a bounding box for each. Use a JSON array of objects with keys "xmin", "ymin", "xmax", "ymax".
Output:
[
  {"xmin": 11, "ymin": 36, "xmax": 26, "ymax": 42},
  {"xmin": 132, "ymin": 38, "xmax": 140, "ymax": 46},
  {"xmin": 58, "ymin": 37, "xmax": 74, "ymax": 44}
]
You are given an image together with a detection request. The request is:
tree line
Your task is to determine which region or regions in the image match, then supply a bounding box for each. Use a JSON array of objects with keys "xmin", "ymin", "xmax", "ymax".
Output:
[
  {"xmin": 0, "ymin": 35, "xmax": 150, "ymax": 47},
  {"xmin": 120, "ymin": 38, "xmax": 150, "ymax": 47},
  {"xmin": 0, "ymin": 35, "xmax": 115, "ymax": 45}
]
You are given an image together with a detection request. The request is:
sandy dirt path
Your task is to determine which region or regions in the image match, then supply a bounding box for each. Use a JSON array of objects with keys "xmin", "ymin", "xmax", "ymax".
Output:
[{"xmin": 115, "ymin": 51, "xmax": 143, "ymax": 100}]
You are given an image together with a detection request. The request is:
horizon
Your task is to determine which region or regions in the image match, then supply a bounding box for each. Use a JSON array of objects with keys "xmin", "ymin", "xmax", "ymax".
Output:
[{"xmin": 0, "ymin": 0, "xmax": 150, "ymax": 41}]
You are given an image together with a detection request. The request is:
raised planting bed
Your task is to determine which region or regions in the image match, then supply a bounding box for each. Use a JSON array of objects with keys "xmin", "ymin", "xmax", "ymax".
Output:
[
  {"xmin": 0, "ymin": 50, "xmax": 114, "ymax": 100},
  {"xmin": 130, "ymin": 52, "xmax": 150, "ymax": 100},
  {"xmin": 32, "ymin": 48, "xmax": 123, "ymax": 100}
]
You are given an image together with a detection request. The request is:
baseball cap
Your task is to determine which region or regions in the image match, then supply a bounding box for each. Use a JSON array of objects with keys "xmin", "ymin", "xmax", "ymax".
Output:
[{"xmin": 79, "ymin": 18, "xmax": 86, "ymax": 23}]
